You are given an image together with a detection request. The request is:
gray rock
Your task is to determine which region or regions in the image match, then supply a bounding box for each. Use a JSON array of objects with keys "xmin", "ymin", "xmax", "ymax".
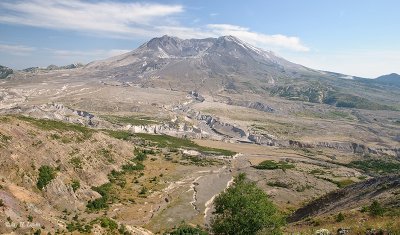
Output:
[{"xmin": 0, "ymin": 65, "xmax": 13, "ymax": 79}]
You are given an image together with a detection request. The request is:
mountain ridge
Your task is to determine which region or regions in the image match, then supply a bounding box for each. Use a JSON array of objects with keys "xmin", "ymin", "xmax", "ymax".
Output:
[
  {"xmin": 374, "ymin": 73, "xmax": 400, "ymax": 86},
  {"xmin": 85, "ymin": 35, "xmax": 328, "ymax": 94}
]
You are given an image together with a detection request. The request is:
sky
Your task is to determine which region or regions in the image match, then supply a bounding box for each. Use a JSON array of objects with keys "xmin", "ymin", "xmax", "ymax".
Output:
[{"xmin": 0, "ymin": 0, "xmax": 399, "ymax": 78}]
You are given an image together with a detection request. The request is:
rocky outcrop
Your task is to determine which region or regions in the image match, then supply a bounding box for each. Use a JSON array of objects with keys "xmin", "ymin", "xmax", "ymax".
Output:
[
  {"xmin": 187, "ymin": 91, "xmax": 205, "ymax": 102},
  {"xmin": 0, "ymin": 89, "xmax": 26, "ymax": 109},
  {"xmin": 125, "ymin": 120, "xmax": 207, "ymax": 139},
  {"xmin": 192, "ymin": 112, "xmax": 248, "ymax": 140},
  {"xmin": 284, "ymin": 140, "xmax": 399, "ymax": 157},
  {"xmin": 0, "ymin": 65, "xmax": 13, "ymax": 79},
  {"xmin": 44, "ymin": 176, "xmax": 98, "ymax": 211},
  {"xmin": 47, "ymin": 63, "xmax": 84, "ymax": 70},
  {"xmin": 248, "ymin": 134, "xmax": 276, "ymax": 146},
  {"xmin": 247, "ymin": 134, "xmax": 400, "ymax": 157},
  {"xmin": 228, "ymin": 100, "xmax": 274, "ymax": 113},
  {"xmin": 25, "ymin": 103, "xmax": 98, "ymax": 126}
]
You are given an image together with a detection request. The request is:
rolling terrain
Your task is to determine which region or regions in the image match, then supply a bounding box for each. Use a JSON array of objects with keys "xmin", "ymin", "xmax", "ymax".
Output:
[{"xmin": 0, "ymin": 35, "xmax": 399, "ymax": 234}]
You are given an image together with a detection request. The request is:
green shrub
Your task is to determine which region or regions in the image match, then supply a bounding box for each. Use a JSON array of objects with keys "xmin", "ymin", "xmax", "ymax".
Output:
[
  {"xmin": 369, "ymin": 200, "xmax": 384, "ymax": 217},
  {"xmin": 165, "ymin": 223, "xmax": 208, "ymax": 235},
  {"xmin": 66, "ymin": 222, "xmax": 92, "ymax": 233},
  {"xmin": 133, "ymin": 148, "xmax": 148, "ymax": 161},
  {"xmin": 122, "ymin": 162, "xmax": 145, "ymax": 172},
  {"xmin": 71, "ymin": 180, "xmax": 80, "ymax": 192},
  {"xmin": 69, "ymin": 156, "xmax": 82, "ymax": 169},
  {"xmin": 335, "ymin": 212, "xmax": 345, "ymax": 222},
  {"xmin": 99, "ymin": 217, "xmax": 118, "ymax": 230},
  {"xmin": 86, "ymin": 183, "xmax": 112, "ymax": 211},
  {"xmin": 86, "ymin": 197, "xmax": 108, "ymax": 211},
  {"xmin": 105, "ymin": 130, "xmax": 134, "ymax": 140},
  {"xmin": 211, "ymin": 173, "xmax": 284, "ymax": 235},
  {"xmin": 37, "ymin": 165, "xmax": 56, "ymax": 190}
]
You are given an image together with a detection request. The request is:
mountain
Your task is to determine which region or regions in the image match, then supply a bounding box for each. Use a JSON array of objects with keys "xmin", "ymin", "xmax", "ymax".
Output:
[
  {"xmin": 86, "ymin": 35, "xmax": 398, "ymax": 110},
  {"xmin": 0, "ymin": 65, "xmax": 13, "ymax": 79},
  {"xmin": 374, "ymin": 73, "xmax": 400, "ymax": 86},
  {"xmin": 86, "ymin": 35, "xmax": 322, "ymax": 90}
]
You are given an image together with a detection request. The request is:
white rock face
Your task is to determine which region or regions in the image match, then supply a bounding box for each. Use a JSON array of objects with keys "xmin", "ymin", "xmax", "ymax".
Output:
[{"xmin": 23, "ymin": 103, "xmax": 97, "ymax": 126}]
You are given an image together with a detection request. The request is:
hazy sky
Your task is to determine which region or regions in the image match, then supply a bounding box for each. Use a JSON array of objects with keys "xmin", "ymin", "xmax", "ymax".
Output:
[{"xmin": 0, "ymin": 0, "xmax": 399, "ymax": 78}]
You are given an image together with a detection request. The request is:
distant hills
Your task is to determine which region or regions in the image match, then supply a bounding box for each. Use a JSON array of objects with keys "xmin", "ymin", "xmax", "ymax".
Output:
[
  {"xmin": 0, "ymin": 65, "xmax": 13, "ymax": 79},
  {"xmin": 374, "ymin": 73, "xmax": 400, "ymax": 86},
  {"xmin": 22, "ymin": 63, "xmax": 84, "ymax": 72}
]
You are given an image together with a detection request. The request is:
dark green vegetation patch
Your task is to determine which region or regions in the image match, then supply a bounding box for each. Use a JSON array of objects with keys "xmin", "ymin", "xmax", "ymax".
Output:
[
  {"xmin": 323, "ymin": 91, "xmax": 395, "ymax": 111},
  {"xmin": 211, "ymin": 173, "xmax": 284, "ymax": 234},
  {"xmin": 136, "ymin": 133, "xmax": 235, "ymax": 156},
  {"xmin": 104, "ymin": 129, "xmax": 134, "ymax": 140},
  {"xmin": 270, "ymin": 84, "xmax": 395, "ymax": 111},
  {"xmin": 37, "ymin": 165, "xmax": 56, "ymax": 190},
  {"xmin": 101, "ymin": 115, "xmax": 159, "ymax": 126},
  {"xmin": 18, "ymin": 116, "xmax": 93, "ymax": 139},
  {"xmin": 87, "ymin": 183, "xmax": 112, "ymax": 211},
  {"xmin": 349, "ymin": 159, "xmax": 400, "ymax": 174},
  {"xmin": 165, "ymin": 223, "xmax": 208, "ymax": 235},
  {"xmin": 253, "ymin": 160, "xmax": 295, "ymax": 171},
  {"xmin": 71, "ymin": 179, "xmax": 80, "ymax": 192}
]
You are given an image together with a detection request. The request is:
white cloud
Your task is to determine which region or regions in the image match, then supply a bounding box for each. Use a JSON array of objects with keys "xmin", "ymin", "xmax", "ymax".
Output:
[
  {"xmin": 0, "ymin": 0, "xmax": 183, "ymax": 36},
  {"xmin": 156, "ymin": 24, "xmax": 309, "ymax": 52},
  {"xmin": 206, "ymin": 24, "xmax": 309, "ymax": 52},
  {"xmin": 0, "ymin": 43, "xmax": 36, "ymax": 55},
  {"xmin": 0, "ymin": 0, "xmax": 309, "ymax": 52},
  {"xmin": 156, "ymin": 26, "xmax": 215, "ymax": 39}
]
